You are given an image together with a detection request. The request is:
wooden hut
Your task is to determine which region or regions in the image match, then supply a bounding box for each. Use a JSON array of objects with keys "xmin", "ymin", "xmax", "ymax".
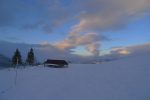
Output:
[{"xmin": 44, "ymin": 59, "xmax": 68, "ymax": 68}]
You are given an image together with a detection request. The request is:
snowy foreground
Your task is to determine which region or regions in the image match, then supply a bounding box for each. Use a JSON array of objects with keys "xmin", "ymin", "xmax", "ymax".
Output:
[{"xmin": 0, "ymin": 55, "xmax": 150, "ymax": 100}]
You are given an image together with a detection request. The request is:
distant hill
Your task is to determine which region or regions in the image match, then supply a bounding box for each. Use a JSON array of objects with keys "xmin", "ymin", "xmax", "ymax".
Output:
[{"xmin": 0, "ymin": 54, "xmax": 11, "ymax": 68}]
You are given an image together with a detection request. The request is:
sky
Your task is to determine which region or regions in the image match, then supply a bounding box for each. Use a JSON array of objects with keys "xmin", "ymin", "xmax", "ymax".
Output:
[{"xmin": 0, "ymin": 0, "xmax": 150, "ymax": 61}]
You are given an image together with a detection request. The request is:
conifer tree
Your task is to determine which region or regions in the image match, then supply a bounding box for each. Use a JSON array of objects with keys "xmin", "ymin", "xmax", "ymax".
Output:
[
  {"xmin": 26, "ymin": 48, "xmax": 35, "ymax": 65},
  {"xmin": 12, "ymin": 49, "xmax": 22, "ymax": 66}
]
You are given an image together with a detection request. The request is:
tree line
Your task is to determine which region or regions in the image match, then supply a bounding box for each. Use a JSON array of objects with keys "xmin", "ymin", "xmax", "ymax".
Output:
[{"xmin": 12, "ymin": 48, "xmax": 35, "ymax": 66}]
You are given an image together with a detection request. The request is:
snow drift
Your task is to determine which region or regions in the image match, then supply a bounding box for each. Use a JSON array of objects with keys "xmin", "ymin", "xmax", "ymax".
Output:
[{"xmin": 0, "ymin": 53, "xmax": 150, "ymax": 100}]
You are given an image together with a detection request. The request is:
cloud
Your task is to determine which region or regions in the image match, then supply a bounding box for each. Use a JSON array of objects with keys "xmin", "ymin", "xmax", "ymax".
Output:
[
  {"xmin": 22, "ymin": 0, "xmax": 70, "ymax": 33},
  {"xmin": 1, "ymin": 0, "xmax": 150, "ymax": 34},
  {"xmin": 111, "ymin": 48, "xmax": 131, "ymax": 55},
  {"xmin": 40, "ymin": 41, "xmax": 49, "ymax": 46},
  {"xmin": 72, "ymin": 0, "xmax": 150, "ymax": 33},
  {"xmin": 110, "ymin": 43, "xmax": 150, "ymax": 56},
  {"xmin": 0, "ymin": 0, "xmax": 70, "ymax": 34},
  {"xmin": 0, "ymin": 0, "xmax": 40, "ymax": 28},
  {"xmin": 0, "ymin": 0, "xmax": 16, "ymax": 27},
  {"xmin": 55, "ymin": 32, "xmax": 106, "ymax": 56},
  {"xmin": 86, "ymin": 43, "xmax": 100, "ymax": 56},
  {"xmin": 125, "ymin": 43, "xmax": 150, "ymax": 55},
  {"xmin": 54, "ymin": 0, "xmax": 150, "ymax": 56}
]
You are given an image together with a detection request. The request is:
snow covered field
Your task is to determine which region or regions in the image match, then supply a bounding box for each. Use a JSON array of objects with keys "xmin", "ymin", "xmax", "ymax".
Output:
[{"xmin": 0, "ymin": 54, "xmax": 150, "ymax": 100}]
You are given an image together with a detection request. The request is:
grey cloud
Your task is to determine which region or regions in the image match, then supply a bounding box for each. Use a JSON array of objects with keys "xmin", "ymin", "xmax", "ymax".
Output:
[
  {"xmin": 0, "ymin": 0, "xmax": 70, "ymax": 34},
  {"xmin": 110, "ymin": 43, "xmax": 150, "ymax": 56},
  {"xmin": 0, "ymin": 40, "xmax": 64, "ymax": 61},
  {"xmin": 0, "ymin": 40, "xmax": 96, "ymax": 62},
  {"xmin": 22, "ymin": 0, "xmax": 70, "ymax": 33},
  {"xmin": 0, "ymin": 0, "xmax": 39, "ymax": 27},
  {"xmin": 0, "ymin": 0, "xmax": 16, "ymax": 27}
]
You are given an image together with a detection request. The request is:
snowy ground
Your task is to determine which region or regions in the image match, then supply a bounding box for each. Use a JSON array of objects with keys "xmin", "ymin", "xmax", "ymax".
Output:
[{"xmin": 0, "ymin": 55, "xmax": 150, "ymax": 100}]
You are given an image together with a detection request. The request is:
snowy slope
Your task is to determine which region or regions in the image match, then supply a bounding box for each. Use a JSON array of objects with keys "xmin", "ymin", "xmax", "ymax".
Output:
[{"xmin": 0, "ymin": 54, "xmax": 150, "ymax": 100}]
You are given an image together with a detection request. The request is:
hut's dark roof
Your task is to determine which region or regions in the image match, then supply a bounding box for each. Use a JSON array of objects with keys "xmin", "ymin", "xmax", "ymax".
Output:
[{"xmin": 44, "ymin": 59, "xmax": 68, "ymax": 65}]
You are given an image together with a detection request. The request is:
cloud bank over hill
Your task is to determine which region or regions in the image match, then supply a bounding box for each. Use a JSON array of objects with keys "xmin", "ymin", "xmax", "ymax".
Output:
[{"xmin": 0, "ymin": 40, "xmax": 150, "ymax": 63}]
